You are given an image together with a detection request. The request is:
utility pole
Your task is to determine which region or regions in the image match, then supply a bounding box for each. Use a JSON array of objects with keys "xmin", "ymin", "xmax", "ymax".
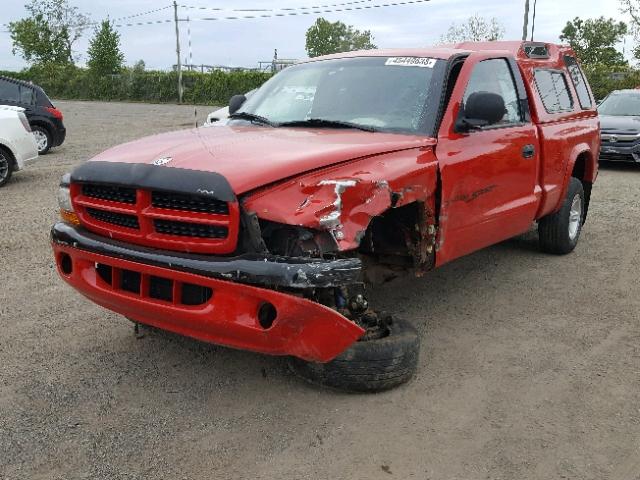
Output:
[
  {"xmin": 173, "ymin": 0, "xmax": 183, "ymax": 103},
  {"xmin": 530, "ymin": 0, "xmax": 537, "ymax": 41},
  {"xmin": 522, "ymin": 0, "xmax": 530, "ymax": 41}
]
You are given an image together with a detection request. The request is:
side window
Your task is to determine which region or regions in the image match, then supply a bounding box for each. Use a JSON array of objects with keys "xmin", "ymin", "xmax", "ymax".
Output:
[
  {"xmin": 0, "ymin": 80, "xmax": 20, "ymax": 102},
  {"xmin": 563, "ymin": 55, "xmax": 592, "ymax": 109},
  {"xmin": 534, "ymin": 69, "xmax": 573, "ymax": 113},
  {"xmin": 20, "ymin": 86, "xmax": 34, "ymax": 105},
  {"xmin": 463, "ymin": 58, "xmax": 522, "ymax": 125}
]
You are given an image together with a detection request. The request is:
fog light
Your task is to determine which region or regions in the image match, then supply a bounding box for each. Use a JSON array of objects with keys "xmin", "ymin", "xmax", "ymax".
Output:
[
  {"xmin": 59, "ymin": 252, "xmax": 73, "ymax": 275},
  {"xmin": 257, "ymin": 302, "xmax": 277, "ymax": 329}
]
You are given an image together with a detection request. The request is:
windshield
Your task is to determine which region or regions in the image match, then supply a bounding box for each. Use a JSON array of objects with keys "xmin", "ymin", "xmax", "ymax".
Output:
[
  {"xmin": 235, "ymin": 56, "xmax": 444, "ymax": 135},
  {"xmin": 598, "ymin": 92, "xmax": 640, "ymax": 116}
]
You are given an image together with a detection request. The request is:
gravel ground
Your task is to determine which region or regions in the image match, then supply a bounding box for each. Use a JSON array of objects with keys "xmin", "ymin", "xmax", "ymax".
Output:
[{"xmin": 1, "ymin": 100, "xmax": 639, "ymax": 480}]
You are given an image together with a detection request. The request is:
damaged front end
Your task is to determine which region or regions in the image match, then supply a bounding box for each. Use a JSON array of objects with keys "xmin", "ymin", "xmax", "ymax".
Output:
[{"xmin": 51, "ymin": 145, "xmax": 439, "ymax": 362}]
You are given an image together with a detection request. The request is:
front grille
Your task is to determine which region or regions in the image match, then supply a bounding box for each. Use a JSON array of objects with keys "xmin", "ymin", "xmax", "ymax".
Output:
[
  {"xmin": 82, "ymin": 183, "xmax": 136, "ymax": 204},
  {"xmin": 71, "ymin": 182, "xmax": 239, "ymax": 254},
  {"xmin": 95, "ymin": 263, "xmax": 213, "ymax": 306},
  {"xmin": 87, "ymin": 208, "xmax": 140, "ymax": 229},
  {"xmin": 600, "ymin": 152, "xmax": 636, "ymax": 162},
  {"xmin": 152, "ymin": 191, "xmax": 229, "ymax": 215},
  {"xmin": 154, "ymin": 219, "xmax": 228, "ymax": 238}
]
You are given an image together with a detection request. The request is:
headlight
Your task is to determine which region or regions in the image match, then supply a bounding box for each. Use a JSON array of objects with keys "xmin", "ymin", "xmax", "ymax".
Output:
[
  {"xmin": 57, "ymin": 174, "xmax": 72, "ymax": 210},
  {"xmin": 57, "ymin": 173, "xmax": 79, "ymax": 225}
]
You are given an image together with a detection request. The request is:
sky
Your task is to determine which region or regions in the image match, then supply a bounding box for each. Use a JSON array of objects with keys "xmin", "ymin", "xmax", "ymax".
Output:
[{"xmin": 0, "ymin": 0, "xmax": 634, "ymax": 71}]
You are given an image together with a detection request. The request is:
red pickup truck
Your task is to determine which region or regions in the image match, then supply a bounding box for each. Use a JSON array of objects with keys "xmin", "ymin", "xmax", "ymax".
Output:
[{"xmin": 52, "ymin": 41, "xmax": 599, "ymax": 392}]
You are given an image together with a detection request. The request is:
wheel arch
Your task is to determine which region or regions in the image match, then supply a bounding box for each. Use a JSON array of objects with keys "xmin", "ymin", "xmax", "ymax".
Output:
[
  {"xmin": 0, "ymin": 142, "xmax": 17, "ymax": 166},
  {"xmin": 565, "ymin": 146, "xmax": 595, "ymax": 222},
  {"xmin": 29, "ymin": 119, "xmax": 54, "ymax": 135}
]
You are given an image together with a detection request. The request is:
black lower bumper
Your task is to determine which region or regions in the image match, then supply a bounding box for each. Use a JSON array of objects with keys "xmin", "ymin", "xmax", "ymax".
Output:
[
  {"xmin": 51, "ymin": 222, "xmax": 361, "ymax": 289},
  {"xmin": 53, "ymin": 126, "xmax": 66, "ymax": 147},
  {"xmin": 599, "ymin": 144, "xmax": 640, "ymax": 162}
]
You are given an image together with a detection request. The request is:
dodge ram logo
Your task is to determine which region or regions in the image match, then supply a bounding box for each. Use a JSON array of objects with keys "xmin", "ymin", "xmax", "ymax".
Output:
[{"xmin": 152, "ymin": 156, "xmax": 173, "ymax": 166}]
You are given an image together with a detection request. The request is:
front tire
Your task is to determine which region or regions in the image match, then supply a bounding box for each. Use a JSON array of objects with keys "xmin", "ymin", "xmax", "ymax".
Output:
[
  {"xmin": 538, "ymin": 177, "xmax": 585, "ymax": 254},
  {"xmin": 32, "ymin": 126, "xmax": 51, "ymax": 154},
  {"xmin": 288, "ymin": 317, "xmax": 420, "ymax": 392},
  {"xmin": 0, "ymin": 148, "xmax": 14, "ymax": 187}
]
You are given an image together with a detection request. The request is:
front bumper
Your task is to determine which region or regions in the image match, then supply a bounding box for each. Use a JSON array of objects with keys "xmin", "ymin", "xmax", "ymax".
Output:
[
  {"xmin": 51, "ymin": 222, "xmax": 365, "ymax": 362},
  {"xmin": 599, "ymin": 141, "xmax": 640, "ymax": 162}
]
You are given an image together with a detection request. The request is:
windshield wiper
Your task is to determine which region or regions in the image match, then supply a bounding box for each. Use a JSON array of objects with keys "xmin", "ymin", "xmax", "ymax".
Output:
[
  {"xmin": 228, "ymin": 112, "xmax": 275, "ymax": 127},
  {"xmin": 278, "ymin": 118, "xmax": 378, "ymax": 132}
]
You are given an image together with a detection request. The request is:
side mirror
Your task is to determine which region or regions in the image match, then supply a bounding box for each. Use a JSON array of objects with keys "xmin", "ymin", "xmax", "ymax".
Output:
[
  {"xmin": 228, "ymin": 94, "xmax": 247, "ymax": 115},
  {"xmin": 456, "ymin": 91, "xmax": 506, "ymax": 132}
]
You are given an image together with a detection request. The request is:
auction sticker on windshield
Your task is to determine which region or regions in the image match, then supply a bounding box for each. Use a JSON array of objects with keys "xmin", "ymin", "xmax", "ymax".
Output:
[{"xmin": 385, "ymin": 57, "xmax": 437, "ymax": 68}]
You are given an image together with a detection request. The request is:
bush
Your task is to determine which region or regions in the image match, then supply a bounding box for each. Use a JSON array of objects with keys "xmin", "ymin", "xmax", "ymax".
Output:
[{"xmin": 0, "ymin": 66, "xmax": 271, "ymax": 105}]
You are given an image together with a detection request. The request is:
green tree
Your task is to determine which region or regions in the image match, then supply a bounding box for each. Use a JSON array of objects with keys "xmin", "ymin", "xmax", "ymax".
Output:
[
  {"xmin": 560, "ymin": 17, "xmax": 627, "ymax": 66},
  {"xmin": 619, "ymin": 0, "xmax": 640, "ymax": 59},
  {"xmin": 9, "ymin": 0, "xmax": 90, "ymax": 66},
  {"xmin": 87, "ymin": 20, "xmax": 124, "ymax": 76},
  {"xmin": 440, "ymin": 14, "xmax": 505, "ymax": 43},
  {"xmin": 132, "ymin": 59, "xmax": 146, "ymax": 73},
  {"xmin": 305, "ymin": 18, "xmax": 376, "ymax": 58}
]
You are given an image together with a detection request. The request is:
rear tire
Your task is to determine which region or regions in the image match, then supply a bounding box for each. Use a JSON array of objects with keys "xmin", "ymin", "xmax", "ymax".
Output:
[
  {"xmin": 288, "ymin": 317, "xmax": 420, "ymax": 393},
  {"xmin": 0, "ymin": 147, "xmax": 14, "ymax": 187},
  {"xmin": 32, "ymin": 125, "xmax": 51, "ymax": 154},
  {"xmin": 538, "ymin": 177, "xmax": 585, "ymax": 254}
]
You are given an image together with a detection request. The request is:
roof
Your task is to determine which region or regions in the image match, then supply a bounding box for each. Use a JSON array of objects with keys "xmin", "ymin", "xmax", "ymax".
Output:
[
  {"xmin": 610, "ymin": 89, "xmax": 640, "ymax": 94},
  {"xmin": 0, "ymin": 75, "xmax": 42, "ymax": 91},
  {"xmin": 302, "ymin": 41, "xmax": 574, "ymax": 64}
]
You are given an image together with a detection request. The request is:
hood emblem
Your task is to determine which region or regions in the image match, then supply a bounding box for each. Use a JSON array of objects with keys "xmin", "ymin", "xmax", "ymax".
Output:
[
  {"xmin": 152, "ymin": 156, "xmax": 173, "ymax": 166},
  {"xmin": 609, "ymin": 135, "xmax": 618, "ymax": 143}
]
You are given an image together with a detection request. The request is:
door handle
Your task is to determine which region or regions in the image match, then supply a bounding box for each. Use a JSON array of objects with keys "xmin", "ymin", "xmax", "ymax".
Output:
[{"xmin": 522, "ymin": 144, "xmax": 535, "ymax": 159}]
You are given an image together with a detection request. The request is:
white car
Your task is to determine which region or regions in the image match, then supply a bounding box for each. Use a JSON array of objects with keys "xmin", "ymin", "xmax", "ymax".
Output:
[
  {"xmin": 0, "ymin": 105, "xmax": 38, "ymax": 187},
  {"xmin": 204, "ymin": 89, "xmax": 258, "ymax": 126}
]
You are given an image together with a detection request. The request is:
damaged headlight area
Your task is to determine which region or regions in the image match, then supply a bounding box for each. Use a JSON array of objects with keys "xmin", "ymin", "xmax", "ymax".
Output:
[
  {"xmin": 57, "ymin": 173, "xmax": 80, "ymax": 225},
  {"xmin": 259, "ymin": 220, "xmax": 340, "ymax": 258}
]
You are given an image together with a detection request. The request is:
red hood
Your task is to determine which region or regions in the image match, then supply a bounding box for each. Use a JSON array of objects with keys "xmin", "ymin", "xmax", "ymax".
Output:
[{"xmin": 90, "ymin": 125, "xmax": 436, "ymax": 194}]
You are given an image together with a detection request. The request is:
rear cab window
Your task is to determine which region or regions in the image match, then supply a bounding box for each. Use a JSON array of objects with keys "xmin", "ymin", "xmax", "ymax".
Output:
[
  {"xmin": 563, "ymin": 55, "xmax": 592, "ymax": 109},
  {"xmin": 534, "ymin": 69, "xmax": 573, "ymax": 113}
]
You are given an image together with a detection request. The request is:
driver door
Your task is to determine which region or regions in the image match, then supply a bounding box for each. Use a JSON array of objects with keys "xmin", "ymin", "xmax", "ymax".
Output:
[{"xmin": 435, "ymin": 54, "xmax": 540, "ymax": 266}]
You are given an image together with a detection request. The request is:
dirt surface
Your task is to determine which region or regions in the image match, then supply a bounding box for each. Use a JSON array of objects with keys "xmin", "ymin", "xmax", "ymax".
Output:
[{"xmin": 1, "ymin": 100, "xmax": 639, "ymax": 480}]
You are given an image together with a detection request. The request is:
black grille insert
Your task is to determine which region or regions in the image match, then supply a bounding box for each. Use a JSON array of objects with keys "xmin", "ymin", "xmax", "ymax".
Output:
[
  {"xmin": 82, "ymin": 183, "xmax": 136, "ymax": 204},
  {"xmin": 154, "ymin": 219, "xmax": 228, "ymax": 238},
  {"xmin": 151, "ymin": 190, "xmax": 229, "ymax": 215},
  {"xmin": 149, "ymin": 276, "xmax": 173, "ymax": 302},
  {"xmin": 87, "ymin": 208, "xmax": 140, "ymax": 229},
  {"xmin": 120, "ymin": 269, "xmax": 141, "ymax": 294},
  {"xmin": 182, "ymin": 283, "xmax": 214, "ymax": 305}
]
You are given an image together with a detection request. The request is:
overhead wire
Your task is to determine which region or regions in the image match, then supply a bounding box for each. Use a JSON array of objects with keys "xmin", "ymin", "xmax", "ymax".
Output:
[{"xmin": 113, "ymin": 0, "xmax": 432, "ymax": 27}]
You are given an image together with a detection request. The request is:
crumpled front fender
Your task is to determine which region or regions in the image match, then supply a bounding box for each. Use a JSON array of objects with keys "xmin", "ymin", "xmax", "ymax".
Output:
[{"xmin": 244, "ymin": 146, "xmax": 439, "ymax": 250}]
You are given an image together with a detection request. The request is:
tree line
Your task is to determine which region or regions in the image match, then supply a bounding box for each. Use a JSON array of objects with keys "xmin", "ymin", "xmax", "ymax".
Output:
[{"xmin": 7, "ymin": 0, "xmax": 640, "ymax": 103}]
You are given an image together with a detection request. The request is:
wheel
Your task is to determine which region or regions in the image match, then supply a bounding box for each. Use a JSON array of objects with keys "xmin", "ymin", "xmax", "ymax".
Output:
[
  {"xmin": 32, "ymin": 125, "xmax": 51, "ymax": 154},
  {"xmin": 538, "ymin": 177, "xmax": 585, "ymax": 254},
  {"xmin": 0, "ymin": 147, "xmax": 13, "ymax": 187},
  {"xmin": 288, "ymin": 317, "xmax": 420, "ymax": 393}
]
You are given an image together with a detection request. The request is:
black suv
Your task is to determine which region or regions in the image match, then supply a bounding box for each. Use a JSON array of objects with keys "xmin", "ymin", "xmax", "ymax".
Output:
[{"xmin": 0, "ymin": 76, "xmax": 66, "ymax": 154}]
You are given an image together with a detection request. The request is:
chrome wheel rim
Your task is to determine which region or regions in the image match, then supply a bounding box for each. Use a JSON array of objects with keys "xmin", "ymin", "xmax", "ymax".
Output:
[
  {"xmin": 33, "ymin": 130, "xmax": 48, "ymax": 152},
  {"xmin": 568, "ymin": 194, "xmax": 582, "ymax": 241},
  {"xmin": 0, "ymin": 153, "xmax": 8, "ymax": 181}
]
